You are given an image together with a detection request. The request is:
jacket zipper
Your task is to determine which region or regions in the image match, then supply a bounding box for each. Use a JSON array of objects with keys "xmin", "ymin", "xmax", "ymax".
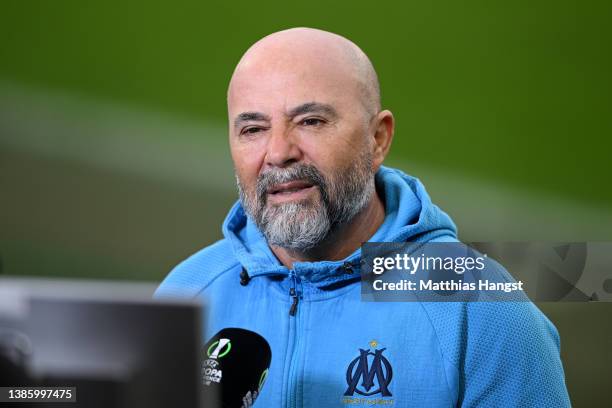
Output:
[
  {"xmin": 289, "ymin": 271, "xmax": 300, "ymax": 316},
  {"xmin": 285, "ymin": 270, "xmax": 302, "ymax": 408}
]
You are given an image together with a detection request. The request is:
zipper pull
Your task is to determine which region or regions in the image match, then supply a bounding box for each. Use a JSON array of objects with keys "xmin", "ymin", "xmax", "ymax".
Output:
[
  {"xmin": 288, "ymin": 271, "xmax": 300, "ymax": 316},
  {"xmin": 289, "ymin": 287, "xmax": 299, "ymax": 316}
]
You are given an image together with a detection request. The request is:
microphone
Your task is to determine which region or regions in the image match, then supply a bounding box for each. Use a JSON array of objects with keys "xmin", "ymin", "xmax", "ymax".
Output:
[{"xmin": 201, "ymin": 328, "xmax": 271, "ymax": 408}]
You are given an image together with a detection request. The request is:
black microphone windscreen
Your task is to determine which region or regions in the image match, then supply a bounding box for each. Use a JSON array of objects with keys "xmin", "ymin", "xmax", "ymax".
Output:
[{"xmin": 202, "ymin": 328, "xmax": 271, "ymax": 408}]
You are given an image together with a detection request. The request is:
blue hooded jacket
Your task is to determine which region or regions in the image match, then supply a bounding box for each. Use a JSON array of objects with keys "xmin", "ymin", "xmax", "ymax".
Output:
[{"xmin": 156, "ymin": 166, "xmax": 570, "ymax": 407}]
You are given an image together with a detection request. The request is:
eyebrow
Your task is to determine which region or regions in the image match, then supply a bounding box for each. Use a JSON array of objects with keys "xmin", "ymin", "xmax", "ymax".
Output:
[
  {"xmin": 287, "ymin": 102, "xmax": 338, "ymax": 120},
  {"xmin": 233, "ymin": 112, "xmax": 271, "ymax": 128}
]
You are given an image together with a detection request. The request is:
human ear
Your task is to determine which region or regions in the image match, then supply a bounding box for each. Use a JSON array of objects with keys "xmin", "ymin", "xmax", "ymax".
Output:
[{"xmin": 371, "ymin": 110, "xmax": 394, "ymax": 171}]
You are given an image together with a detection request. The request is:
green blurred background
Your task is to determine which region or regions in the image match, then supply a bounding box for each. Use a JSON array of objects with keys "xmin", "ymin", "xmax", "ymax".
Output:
[{"xmin": 0, "ymin": 1, "xmax": 610, "ymax": 405}]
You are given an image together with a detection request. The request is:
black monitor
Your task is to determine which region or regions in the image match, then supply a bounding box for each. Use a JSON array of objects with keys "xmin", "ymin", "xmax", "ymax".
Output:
[{"xmin": 0, "ymin": 277, "xmax": 215, "ymax": 408}]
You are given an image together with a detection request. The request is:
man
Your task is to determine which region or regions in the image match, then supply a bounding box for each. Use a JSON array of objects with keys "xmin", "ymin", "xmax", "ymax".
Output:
[{"xmin": 156, "ymin": 28, "xmax": 570, "ymax": 407}]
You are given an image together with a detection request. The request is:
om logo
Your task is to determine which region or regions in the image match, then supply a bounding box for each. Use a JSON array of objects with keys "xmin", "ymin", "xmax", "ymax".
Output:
[{"xmin": 344, "ymin": 347, "xmax": 393, "ymax": 397}]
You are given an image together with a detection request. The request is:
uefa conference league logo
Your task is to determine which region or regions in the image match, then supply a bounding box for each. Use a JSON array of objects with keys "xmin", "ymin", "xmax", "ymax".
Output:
[
  {"xmin": 202, "ymin": 338, "xmax": 232, "ymax": 385},
  {"xmin": 201, "ymin": 337, "xmax": 269, "ymax": 408}
]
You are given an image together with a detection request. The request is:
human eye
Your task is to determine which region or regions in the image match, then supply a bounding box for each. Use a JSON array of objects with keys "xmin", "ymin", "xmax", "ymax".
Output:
[
  {"xmin": 240, "ymin": 126, "xmax": 265, "ymax": 136},
  {"xmin": 299, "ymin": 117, "xmax": 326, "ymax": 127}
]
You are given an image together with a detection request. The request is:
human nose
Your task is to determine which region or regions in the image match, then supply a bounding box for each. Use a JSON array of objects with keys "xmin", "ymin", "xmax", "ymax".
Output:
[{"xmin": 264, "ymin": 126, "xmax": 302, "ymax": 168}]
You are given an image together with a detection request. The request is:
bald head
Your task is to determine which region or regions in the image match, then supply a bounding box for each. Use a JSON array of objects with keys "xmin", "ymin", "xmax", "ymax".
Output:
[{"xmin": 228, "ymin": 27, "xmax": 381, "ymax": 116}]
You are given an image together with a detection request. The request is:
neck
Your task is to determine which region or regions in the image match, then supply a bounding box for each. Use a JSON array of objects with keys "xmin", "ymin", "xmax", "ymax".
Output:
[{"xmin": 271, "ymin": 190, "xmax": 386, "ymax": 269}]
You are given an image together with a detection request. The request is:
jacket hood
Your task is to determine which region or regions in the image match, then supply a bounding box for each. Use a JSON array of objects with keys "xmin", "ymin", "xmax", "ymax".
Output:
[{"xmin": 222, "ymin": 166, "xmax": 457, "ymax": 287}]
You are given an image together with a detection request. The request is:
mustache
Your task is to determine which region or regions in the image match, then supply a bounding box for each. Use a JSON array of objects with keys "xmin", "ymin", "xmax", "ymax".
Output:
[{"xmin": 256, "ymin": 164, "xmax": 329, "ymax": 205}]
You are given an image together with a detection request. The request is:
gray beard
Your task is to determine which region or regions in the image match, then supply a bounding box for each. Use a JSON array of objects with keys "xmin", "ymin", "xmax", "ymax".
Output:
[{"xmin": 236, "ymin": 156, "xmax": 375, "ymax": 252}]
